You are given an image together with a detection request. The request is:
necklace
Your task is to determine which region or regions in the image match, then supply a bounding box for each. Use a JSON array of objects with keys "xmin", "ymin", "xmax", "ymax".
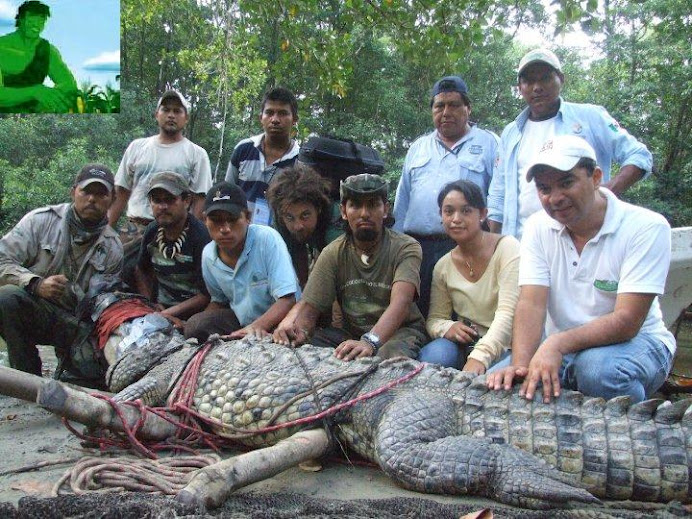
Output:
[
  {"xmin": 156, "ymin": 224, "xmax": 188, "ymax": 259},
  {"xmin": 457, "ymin": 232, "xmax": 485, "ymax": 278},
  {"xmin": 354, "ymin": 243, "xmax": 376, "ymax": 265}
]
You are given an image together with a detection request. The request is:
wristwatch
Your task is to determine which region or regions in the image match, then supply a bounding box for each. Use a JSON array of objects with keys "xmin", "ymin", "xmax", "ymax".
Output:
[{"xmin": 360, "ymin": 331, "xmax": 381, "ymax": 353}]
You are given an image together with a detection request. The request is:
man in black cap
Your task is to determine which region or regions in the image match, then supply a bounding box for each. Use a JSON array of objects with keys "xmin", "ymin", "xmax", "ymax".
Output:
[
  {"xmin": 273, "ymin": 174, "xmax": 427, "ymax": 361},
  {"xmin": 134, "ymin": 171, "xmax": 211, "ymax": 327},
  {"xmin": 0, "ymin": 164, "xmax": 122, "ymax": 379},
  {"xmin": 183, "ymin": 181, "xmax": 300, "ymax": 342},
  {"xmin": 393, "ymin": 75, "xmax": 499, "ymax": 317}
]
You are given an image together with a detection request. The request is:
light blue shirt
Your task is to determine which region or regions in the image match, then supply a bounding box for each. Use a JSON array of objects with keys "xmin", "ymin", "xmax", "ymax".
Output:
[
  {"xmin": 487, "ymin": 99, "xmax": 653, "ymax": 238},
  {"xmin": 201, "ymin": 224, "xmax": 301, "ymax": 327},
  {"xmin": 393, "ymin": 125, "xmax": 499, "ymax": 235}
]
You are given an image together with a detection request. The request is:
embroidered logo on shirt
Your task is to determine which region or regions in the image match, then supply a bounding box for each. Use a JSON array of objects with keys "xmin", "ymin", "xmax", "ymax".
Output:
[
  {"xmin": 468, "ymin": 145, "xmax": 483, "ymax": 155},
  {"xmin": 608, "ymin": 121, "xmax": 621, "ymax": 132},
  {"xmin": 572, "ymin": 123, "xmax": 582, "ymax": 134},
  {"xmin": 594, "ymin": 279, "xmax": 618, "ymax": 292}
]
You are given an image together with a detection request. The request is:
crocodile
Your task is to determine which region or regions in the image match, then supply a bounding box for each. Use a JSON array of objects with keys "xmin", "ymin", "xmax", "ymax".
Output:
[{"xmin": 110, "ymin": 335, "xmax": 692, "ymax": 510}]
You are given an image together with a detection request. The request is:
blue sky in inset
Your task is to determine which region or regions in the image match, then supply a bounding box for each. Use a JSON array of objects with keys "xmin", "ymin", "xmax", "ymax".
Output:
[{"xmin": 0, "ymin": 0, "xmax": 120, "ymax": 89}]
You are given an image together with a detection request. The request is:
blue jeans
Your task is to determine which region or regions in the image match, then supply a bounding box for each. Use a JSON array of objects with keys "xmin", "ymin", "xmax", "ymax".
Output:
[
  {"xmin": 419, "ymin": 337, "xmax": 509, "ymax": 370},
  {"xmin": 488, "ymin": 333, "xmax": 673, "ymax": 402}
]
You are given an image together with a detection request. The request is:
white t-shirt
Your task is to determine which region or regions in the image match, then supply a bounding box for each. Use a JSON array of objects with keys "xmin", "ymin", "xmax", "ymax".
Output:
[
  {"xmin": 519, "ymin": 188, "xmax": 676, "ymax": 356},
  {"xmin": 517, "ymin": 117, "xmax": 556, "ymax": 238},
  {"xmin": 115, "ymin": 136, "xmax": 213, "ymax": 220}
]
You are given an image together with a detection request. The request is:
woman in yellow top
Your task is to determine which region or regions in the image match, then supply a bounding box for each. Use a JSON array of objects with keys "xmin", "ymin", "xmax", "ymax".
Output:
[{"xmin": 419, "ymin": 180, "xmax": 520, "ymax": 374}]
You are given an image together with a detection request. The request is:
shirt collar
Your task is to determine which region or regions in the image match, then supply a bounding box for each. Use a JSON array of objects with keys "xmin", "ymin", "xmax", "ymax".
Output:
[
  {"xmin": 517, "ymin": 97, "xmax": 564, "ymax": 131},
  {"xmin": 434, "ymin": 124, "xmax": 475, "ymax": 151}
]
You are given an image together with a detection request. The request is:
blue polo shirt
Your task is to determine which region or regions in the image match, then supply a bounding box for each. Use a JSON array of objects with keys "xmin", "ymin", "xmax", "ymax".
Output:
[{"xmin": 201, "ymin": 224, "xmax": 301, "ymax": 326}]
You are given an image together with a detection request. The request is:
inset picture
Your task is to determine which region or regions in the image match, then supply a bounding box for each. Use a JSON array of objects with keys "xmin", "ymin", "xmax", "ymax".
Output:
[{"xmin": 0, "ymin": 0, "xmax": 120, "ymax": 114}]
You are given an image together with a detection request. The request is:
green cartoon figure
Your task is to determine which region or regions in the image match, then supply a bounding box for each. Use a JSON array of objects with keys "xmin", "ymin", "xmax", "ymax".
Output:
[{"xmin": 0, "ymin": 1, "xmax": 78, "ymax": 113}]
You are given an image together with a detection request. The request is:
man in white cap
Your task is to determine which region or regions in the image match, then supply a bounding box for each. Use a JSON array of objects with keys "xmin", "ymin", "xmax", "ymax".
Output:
[
  {"xmin": 487, "ymin": 48, "xmax": 653, "ymax": 239},
  {"xmin": 108, "ymin": 89, "xmax": 212, "ymax": 285},
  {"xmin": 0, "ymin": 164, "xmax": 122, "ymax": 380},
  {"xmin": 487, "ymin": 135, "xmax": 675, "ymax": 404}
]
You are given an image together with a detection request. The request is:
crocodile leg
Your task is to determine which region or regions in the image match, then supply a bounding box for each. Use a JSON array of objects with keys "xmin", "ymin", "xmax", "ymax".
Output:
[{"xmin": 374, "ymin": 391, "xmax": 600, "ymax": 509}]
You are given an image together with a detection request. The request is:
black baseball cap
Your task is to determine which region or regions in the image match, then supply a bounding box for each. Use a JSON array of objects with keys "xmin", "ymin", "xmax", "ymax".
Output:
[
  {"xmin": 74, "ymin": 164, "xmax": 114, "ymax": 192},
  {"xmin": 204, "ymin": 181, "xmax": 247, "ymax": 216},
  {"xmin": 431, "ymin": 76, "xmax": 469, "ymax": 103}
]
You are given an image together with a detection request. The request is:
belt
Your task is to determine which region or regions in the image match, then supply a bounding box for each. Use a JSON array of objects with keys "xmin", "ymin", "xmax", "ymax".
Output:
[
  {"xmin": 128, "ymin": 216, "xmax": 154, "ymax": 226},
  {"xmin": 407, "ymin": 233, "xmax": 451, "ymax": 242}
]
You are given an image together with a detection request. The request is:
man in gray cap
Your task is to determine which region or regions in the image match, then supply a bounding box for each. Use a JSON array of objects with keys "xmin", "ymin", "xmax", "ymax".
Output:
[
  {"xmin": 393, "ymin": 75, "xmax": 499, "ymax": 317},
  {"xmin": 274, "ymin": 173, "xmax": 427, "ymax": 361},
  {"xmin": 0, "ymin": 164, "xmax": 122, "ymax": 380},
  {"xmin": 134, "ymin": 171, "xmax": 211, "ymax": 327},
  {"xmin": 487, "ymin": 48, "xmax": 653, "ymax": 239},
  {"xmin": 487, "ymin": 135, "xmax": 674, "ymax": 404}
]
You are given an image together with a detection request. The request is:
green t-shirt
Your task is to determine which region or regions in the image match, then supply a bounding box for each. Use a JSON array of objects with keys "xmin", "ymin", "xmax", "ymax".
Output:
[{"xmin": 302, "ymin": 228, "xmax": 426, "ymax": 337}]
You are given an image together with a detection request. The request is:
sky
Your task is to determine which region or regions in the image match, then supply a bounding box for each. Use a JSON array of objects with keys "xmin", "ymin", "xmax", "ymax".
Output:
[{"xmin": 0, "ymin": 0, "xmax": 120, "ymax": 89}]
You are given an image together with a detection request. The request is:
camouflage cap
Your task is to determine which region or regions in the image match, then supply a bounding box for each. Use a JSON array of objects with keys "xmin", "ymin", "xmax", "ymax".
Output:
[
  {"xmin": 147, "ymin": 171, "xmax": 190, "ymax": 196},
  {"xmin": 339, "ymin": 173, "xmax": 388, "ymax": 203}
]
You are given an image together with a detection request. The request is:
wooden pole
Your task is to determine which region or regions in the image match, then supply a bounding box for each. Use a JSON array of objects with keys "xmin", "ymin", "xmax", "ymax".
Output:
[
  {"xmin": 0, "ymin": 365, "xmax": 44, "ymax": 402},
  {"xmin": 176, "ymin": 429, "xmax": 331, "ymax": 509}
]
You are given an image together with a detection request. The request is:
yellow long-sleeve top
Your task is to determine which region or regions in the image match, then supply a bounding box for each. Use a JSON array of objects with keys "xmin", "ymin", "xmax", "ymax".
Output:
[{"xmin": 426, "ymin": 235, "xmax": 520, "ymax": 368}]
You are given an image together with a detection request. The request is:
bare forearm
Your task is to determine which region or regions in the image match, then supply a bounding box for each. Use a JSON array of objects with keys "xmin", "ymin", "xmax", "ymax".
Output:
[
  {"xmin": 510, "ymin": 297, "xmax": 545, "ymax": 367},
  {"xmin": 161, "ymin": 293, "xmax": 210, "ymax": 320},
  {"xmin": 371, "ymin": 300, "xmax": 410, "ymax": 344},
  {"xmin": 604, "ymin": 165, "xmax": 644, "ymax": 196},
  {"xmin": 108, "ymin": 188, "xmax": 131, "ymax": 227},
  {"xmin": 292, "ymin": 301, "xmax": 322, "ymax": 334},
  {"xmin": 250, "ymin": 296, "xmax": 296, "ymax": 332}
]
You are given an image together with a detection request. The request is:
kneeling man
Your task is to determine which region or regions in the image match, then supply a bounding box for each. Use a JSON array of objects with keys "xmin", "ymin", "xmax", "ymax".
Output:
[
  {"xmin": 273, "ymin": 174, "xmax": 427, "ymax": 361},
  {"xmin": 487, "ymin": 135, "xmax": 675, "ymax": 403}
]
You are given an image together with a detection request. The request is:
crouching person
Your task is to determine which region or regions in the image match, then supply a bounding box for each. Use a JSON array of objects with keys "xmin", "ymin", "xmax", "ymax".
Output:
[
  {"xmin": 273, "ymin": 174, "xmax": 427, "ymax": 361},
  {"xmin": 184, "ymin": 182, "xmax": 300, "ymax": 342},
  {"xmin": 0, "ymin": 165, "xmax": 123, "ymax": 381},
  {"xmin": 487, "ymin": 136, "xmax": 675, "ymax": 403}
]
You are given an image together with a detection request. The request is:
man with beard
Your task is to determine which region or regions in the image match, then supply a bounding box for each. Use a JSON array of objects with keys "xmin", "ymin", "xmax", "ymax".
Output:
[
  {"xmin": 273, "ymin": 174, "xmax": 427, "ymax": 361},
  {"xmin": 224, "ymin": 87, "xmax": 300, "ymax": 226},
  {"xmin": 266, "ymin": 164, "xmax": 339, "ymax": 287},
  {"xmin": 0, "ymin": 165, "xmax": 122, "ymax": 379},
  {"xmin": 0, "ymin": 1, "xmax": 78, "ymax": 113},
  {"xmin": 108, "ymin": 90, "xmax": 212, "ymax": 286},
  {"xmin": 134, "ymin": 172, "xmax": 211, "ymax": 327}
]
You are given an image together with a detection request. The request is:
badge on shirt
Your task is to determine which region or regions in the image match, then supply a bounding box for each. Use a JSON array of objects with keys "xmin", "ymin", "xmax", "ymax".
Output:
[
  {"xmin": 572, "ymin": 123, "xmax": 583, "ymax": 134},
  {"xmin": 468, "ymin": 145, "xmax": 483, "ymax": 155},
  {"xmin": 252, "ymin": 197, "xmax": 272, "ymax": 226},
  {"xmin": 594, "ymin": 279, "xmax": 618, "ymax": 292}
]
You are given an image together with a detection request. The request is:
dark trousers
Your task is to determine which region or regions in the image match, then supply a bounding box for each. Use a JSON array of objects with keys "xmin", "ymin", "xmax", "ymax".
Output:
[
  {"xmin": 0, "ymin": 285, "xmax": 90, "ymax": 377},
  {"xmin": 184, "ymin": 307, "xmax": 241, "ymax": 343},
  {"xmin": 411, "ymin": 235, "xmax": 456, "ymax": 319}
]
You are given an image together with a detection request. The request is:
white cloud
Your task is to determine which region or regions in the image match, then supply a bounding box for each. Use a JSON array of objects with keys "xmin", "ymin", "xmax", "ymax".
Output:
[
  {"xmin": 0, "ymin": 0, "xmax": 16, "ymax": 26},
  {"xmin": 83, "ymin": 50, "xmax": 120, "ymax": 71}
]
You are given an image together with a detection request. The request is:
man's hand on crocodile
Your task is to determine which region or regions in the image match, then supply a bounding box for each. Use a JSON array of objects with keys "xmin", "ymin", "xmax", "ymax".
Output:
[
  {"xmin": 486, "ymin": 365, "xmax": 528, "ymax": 391},
  {"xmin": 272, "ymin": 321, "xmax": 308, "ymax": 347},
  {"xmin": 335, "ymin": 339, "xmax": 374, "ymax": 361},
  {"xmin": 226, "ymin": 325, "xmax": 271, "ymax": 340},
  {"xmin": 520, "ymin": 340, "xmax": 563, "ymax": 403}
]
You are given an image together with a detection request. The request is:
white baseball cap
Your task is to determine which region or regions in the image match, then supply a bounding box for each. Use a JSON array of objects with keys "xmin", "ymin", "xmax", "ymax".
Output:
[
  {"xmin": 526, "ymin": 135, "xmax": 597, "ymax": 181},
  {"xmin": 517, "ymin": 48, "xmax": 562, "ymax": 79}
]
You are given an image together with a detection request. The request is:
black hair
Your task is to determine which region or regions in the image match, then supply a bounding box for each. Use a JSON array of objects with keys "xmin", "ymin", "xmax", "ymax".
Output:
[
  {"xmin": 15, "ymin": 1, "xmax": 49, "ymax": 26},
  {"xmin": 261, "ymin": 87, "xmax": 298, "ymax": 118},
  {"xmin": 575, "ymin": 157, "xmax": 597, "ymax": 177},
  {"xmin": 437, "ymin": 180, "xmax": 486, "ymax": 211}
]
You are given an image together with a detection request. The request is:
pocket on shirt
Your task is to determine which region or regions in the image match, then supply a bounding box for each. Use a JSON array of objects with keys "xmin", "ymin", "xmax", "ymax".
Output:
[
  {"xmin": 458, "ymin": 160, "xmax": 488, "ymax": 192},
  {"xmin": 249, "ymin": 272, "xmax": 269, "ymax": 289},
  {"xmin": 408, "ymin": 157, "xmax": 433, "ymax": 186}
]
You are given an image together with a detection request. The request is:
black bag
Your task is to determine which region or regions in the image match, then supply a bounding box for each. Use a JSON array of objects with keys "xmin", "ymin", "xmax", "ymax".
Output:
[{"xmin": 298, "ymin": 137, "xmax": 385, "ymax": 187}]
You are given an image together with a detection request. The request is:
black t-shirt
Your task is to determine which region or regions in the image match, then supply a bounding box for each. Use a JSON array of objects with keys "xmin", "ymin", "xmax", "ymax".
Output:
[{"xmin": 137, "ymin": 214, "xmax": 210, "ymax": 307}]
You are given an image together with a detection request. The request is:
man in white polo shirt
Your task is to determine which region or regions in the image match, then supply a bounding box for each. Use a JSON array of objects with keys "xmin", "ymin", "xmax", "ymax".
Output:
[{"xmin": 487, "ymin": 135, "xmax": 675, "ymax": 403}]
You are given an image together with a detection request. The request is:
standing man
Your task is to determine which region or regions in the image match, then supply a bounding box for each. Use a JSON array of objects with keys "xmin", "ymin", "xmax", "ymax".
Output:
[
  {"xmin": 487, "ymin": 136, "xmax": 674, "ymax": 404},
  {"xmin": 0, "ymin": 165, "xmax": 122, "ymax": 379},
  {"xmin": 224, "ymin": 86, "xmax": 300, "ymax": 226},
  {"xmin": 487, "ymin": 48, "xmax": 653, "ymax": 239},
  {"xmin": 274, "ymin": 174, "xmax": 427, "ymax": 361},
  {"xmin": 393, "ymin": 76, "xmax": 499, "ymax": 317},
  {"xmin": 109, "ymin": 89, "xmax": 212, "ymax": 283},
  {"xmin": 134, "ymin": 172, "xmax": 211, "ymax": 326},
  {"xmin": 184, "ymin": 182, "xmax": 300, "ymax": 342}
]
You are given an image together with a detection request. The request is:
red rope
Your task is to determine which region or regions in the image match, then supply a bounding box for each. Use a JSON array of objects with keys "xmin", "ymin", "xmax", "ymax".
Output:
[{"xmin": 63, "ymin": 348, "xmax": 425, "ymax": 459}]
